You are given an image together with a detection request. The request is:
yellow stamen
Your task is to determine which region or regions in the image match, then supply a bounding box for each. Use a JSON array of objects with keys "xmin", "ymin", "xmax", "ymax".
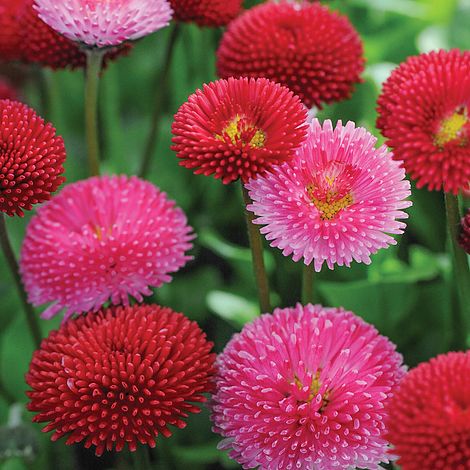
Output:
[
  {"xmin": 435, "ymin": 111, "xmax": 468, "ymax": 147},
  {"xmin": 216, "ymin": 115, "xmax": 266, "ymax": 148},
  {"xmin": 307, "ymin": 184, "xmax": 353, "ymax": 220},
  {"xmin": 293, "ymin": 371, "xmax": 330, "ymax": 410}
]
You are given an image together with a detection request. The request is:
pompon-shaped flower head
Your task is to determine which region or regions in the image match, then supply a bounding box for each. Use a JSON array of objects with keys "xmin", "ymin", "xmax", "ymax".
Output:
[
  {"xmin": 27, "ymin": 304, "xmax": 216, "ymax": 456},
  {"xmin": 216, "ymin": 1, "xmax": 364, "ymax": 109},
  {"xmin": 459, "ymin": 208, "xmax": 470, "ymax": 254},
  {"xmin": 170, "ymin": 0, "xmax": 242, "ymax": 27},
  {"xmin": 247, "ymin": 119, "xmax": 412, "ymax": 271},
  {"xmin": 20, "ymin": 175, "xmax": 194, "ymax": 320},
  {"xmin": 0, "ymin": 0, "xmax": 24, "ymax": 61},
  {"xmin": 20, "ymin": 0, "xmax": 132, "ymax": 69},
  {"xmin": 386, "ymin": 351, "xmax": 470, "ymax": 469},
  {"xmin": 377, "ymin": 49, "xmax": 470, "ymax": 194},
  {"xmin": 171, "ymin": 77, "xmax": 308, "ymax": 184},
  {"xmin": 33, "ymin": 0, "xmax": 173, "ymax": 48},
  {"xmin": 0, "ymin": 77, "xmax": 18, "ymax": 100},
  {"xmin": 211, "ymin": 303, "xmax": 405, "ymax": 470},
  {"xmin": 0, "ymin": 100, "xmax": 66, "ymax": 217}
]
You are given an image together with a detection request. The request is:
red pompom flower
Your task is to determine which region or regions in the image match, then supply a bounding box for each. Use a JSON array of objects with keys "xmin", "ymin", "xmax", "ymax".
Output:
[
  {"xmin": 0, "ymin": 0, "xmax": 24, "ymax": 62},
  {"xmin": 171, "ymin": 77, "xmax": 308, "ymax": 184},
  {"xmin": 377, "ymin": 49, "xmax": 470, "ymax": 194},
  {"xmin": 216, "ymin": 1, "xmax": 364, "ymax": 109},
  {"xmin": 170, "ymin": 0, "xmax": 242, "ymax": 27},
  {"xmin": 0, "ymin": 100, "xmax": 66, "ymax": 217},
  {"xmin": 27, "ymin": 304, "xmax": 216, "ymax": 456},
  {"xmin": 386, "ymin": 351, "xmax": 470, "ymax": 470}
]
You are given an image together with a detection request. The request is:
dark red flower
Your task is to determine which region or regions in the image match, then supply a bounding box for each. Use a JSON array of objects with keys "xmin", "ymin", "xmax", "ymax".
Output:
[
  {"xmin": 386, "ymin": 352, "xmax": 470, "ymax": 470},
  {"xmin": 171, "ymin": 77, "xmax": 308, "ymax": 184},
  {"xmin": 460, "ymin": 208, "xmax": 470, "ymax": 254},
  {"xmin": 0, "ymin": 0, "xmax": 24, "ymax": 62},
  {"xmin": 216, "ymin": 1, "xmax": 364, "ymax": 109},
  {"xmin": 26, "ymin": 304, "xmax": 216, "ymax": 456},
  {"xmin": 20, "ymin": 0, "xmax": 132, "ymax": 70},
  {"xmin": 170, "ymin": 0, "xmax": 242, "ymax": 27},
  {"xmin": 0, "ymin": 100, "xmax": 66, "ymax": 217},
  {"xmin": 377, "ymin": 49, "xmax": 470, "ymax": 194}
]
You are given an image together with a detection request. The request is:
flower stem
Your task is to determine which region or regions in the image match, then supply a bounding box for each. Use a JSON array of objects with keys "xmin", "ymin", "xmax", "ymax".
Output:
[
  {"xmin": 139, "ymin": 23, "xmax": 181, "ymax": 178},
  {"xmin": 242, "ymin": 184, "xmax": 271, "ymax": 313},
  {"xmin": 301, "ymin": 263, "xmax": 315, "ymax": 305},
  {"xmin": 445, "ymin": 192, "xmax": 470, "ymax": 347},
  {"xmin": 85, "ymin": 48, "xmax": 105, "ymax": 177},
  {"xmin": 0, "ymin": 214, "xmax": 41, "ymax": 348},
  {"xmin": 131, "ymin": 446, "xmax": 152, "ymax": 470}
]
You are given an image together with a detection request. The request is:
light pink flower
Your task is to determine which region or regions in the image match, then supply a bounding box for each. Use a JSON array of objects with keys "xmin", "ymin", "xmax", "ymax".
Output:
[
  {"xmin": 211, "ymin": 303, "xmax": 405, "ymax": 470},
  {"xmin": 246, "ymin": 119, "xmax": 412, "ymax": 271},
  {"xmin": 33, "ymin": 0, "xmax": 173, "ymax": 48},
  {"xmin": 20, "ymin": 175, "xmax": 193, "ymax": 320}
]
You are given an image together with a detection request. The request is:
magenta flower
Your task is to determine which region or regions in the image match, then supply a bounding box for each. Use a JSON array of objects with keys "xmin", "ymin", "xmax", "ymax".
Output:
[
  {"xmin": 20, "ymin": 175, "xmax": 193, "ymax": 320},
  {"xmin": 211, "ymin": 303, "xmax": 405, "ymax": 470},
  {"xmin": 33, "ymin": 0, "xmax": 173, "ymax": 48},
  {"xmin": 246, "ymin": 119, "xmax": 412, "ymax": 271}
]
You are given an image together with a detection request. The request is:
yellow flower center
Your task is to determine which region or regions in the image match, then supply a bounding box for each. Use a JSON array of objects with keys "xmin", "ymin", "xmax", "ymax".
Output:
[
  {"xmin": 216, "ymin": 115, "xmax": 266, "ymax": 148},
  {"xmin": 435, "ymin": 109, "xmax": 468, "ymax": 147},
  {"xmin": 294, "ymin": 371, "xmax": 330, "ymax": 410}
]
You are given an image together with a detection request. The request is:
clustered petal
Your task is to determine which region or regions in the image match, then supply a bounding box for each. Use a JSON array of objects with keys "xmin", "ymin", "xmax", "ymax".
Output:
[
  {"xmin": 171, "ymin": 77, "xmax": 308, "ymax": 184},
  {"xmin": 170, "ymin": 0, "xmax": 242, "ymax": 27},
  {"xmin": 386, "ymin": 351, "xmax": 470, "ymax": 470},
  {"xmin": 34, "ymin": 0, "xmax": 173, "ymax": 48},
  {"xmin": 211, "ymin": 303, "xmax": 405, "ymax": 470},
  {"xmin": 247, "ymin": 119, "xmax": 412, "ymax": 271},
  {"xmin": 27, "ymin": 304, "xmax": 216, "ymax": 456},
  {"xmin": 217, "ymin": 1, "xmax": 364, "ymax": 109},
  {"xmin": 0, "ymin": 99, "xmax": 66, "ymax": 217},
  {"xmin": 377, "ymin": 49, "xmax": 470, "ymax": 194},
  {"xmin": 20, "ymin": 175, "xmax": 194, "ymax": 320}
]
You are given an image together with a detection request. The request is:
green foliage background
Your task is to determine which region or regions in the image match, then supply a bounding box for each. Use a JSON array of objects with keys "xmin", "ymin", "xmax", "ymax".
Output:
[{"xmin": 0, "ymin": 0, "xmax": 469, "ymax": 468}]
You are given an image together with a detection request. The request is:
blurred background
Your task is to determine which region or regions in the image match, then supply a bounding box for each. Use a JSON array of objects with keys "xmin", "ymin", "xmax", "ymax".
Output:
[{"xmin": 0, "ymin": 0, "xmax": 469, "ymax": 468}]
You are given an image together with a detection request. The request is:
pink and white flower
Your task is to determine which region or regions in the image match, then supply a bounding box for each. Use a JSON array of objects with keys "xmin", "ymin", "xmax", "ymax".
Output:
[{"xmin": 246, "ymin": 119, "xmax": 412, "ymax": 271}]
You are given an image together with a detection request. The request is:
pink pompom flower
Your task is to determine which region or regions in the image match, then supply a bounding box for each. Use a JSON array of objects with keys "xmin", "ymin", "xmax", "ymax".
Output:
[
  {"xmin": 33, "ymin": 0, "xmax": 173, "ymax": 48},
  {"xmin": 20, "ymin": 175, "xmax": 194, "ymax": 320},
  {"xmin": 246, "ymin": 119, "xmax": 412, "ymax": 271},
  {"xmin": 211, "ymin": 303, "xmax": 405, "ymax": 470}
]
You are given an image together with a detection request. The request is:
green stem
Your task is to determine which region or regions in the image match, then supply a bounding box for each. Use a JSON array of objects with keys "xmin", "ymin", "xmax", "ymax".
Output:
[
  {"xmin": 131, "ymin": 446, "xmax": 152, "ymax": 470},
  {"xmin": 445, "ymin": 192, "xmax": 470, "ymax": 348},
  {"xmin": 301, "ymin": 263, "xmax": 315, "ymax": 305},
  {"xmin": 85, "ymin": 48, "xmax": 105, "ymax": 177},
  {"xmin": 0, "ymin": 215, "xmax": 41, "ymax": 348},
  {"xmin": 139, "ymin": 23, "xmax": 181, "ymax": 178},
  {"xmin": 242, "ymin": 184, "xmax": 271, "ymax": 313}
]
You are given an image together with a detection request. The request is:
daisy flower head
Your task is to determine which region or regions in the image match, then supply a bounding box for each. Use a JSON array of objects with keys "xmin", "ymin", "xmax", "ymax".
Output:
[
  {"xmin": 216, "ymin": 0, "xmax": 364, "ymax": 109},
  {"xmin": 211, "ymin": 303, "xmax": 405, "ymax": 470},
  {"xmin": 33, "ymin": 0, "xmax": 173, "ymax": 48},
  {"xmin": 20, "ymin": 175, "xmax": 194, "ymax": 320},
  {"xmin": 171, "ymin": 77, "xmax": 308, "ymax": 184},
  {"xmin": 246, "ymin": 119, "xmax": 412, "ymax": 271},
  {"xmin": 170, "ymin": 0, "xmax": 242, "ymax": 27},
  {"xmin": 27, "ymin": 304, "xmax": 216, "ymax": 456},
  {"xmin": 386, "ymin": 351, "xmax": 470, "ymax": 470},
  {"xmin": 377, "ymin": 49, "xmax": 470, "ymax": 194},
  {"xmin": 0, "ymin": 99, "xmax": 66, "ymax": 217}
]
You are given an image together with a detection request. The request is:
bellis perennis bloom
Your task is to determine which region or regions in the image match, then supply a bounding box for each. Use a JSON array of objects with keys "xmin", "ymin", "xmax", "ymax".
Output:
[
  {"xmin": 20, "ymin": 175, "xmax": 194, "ymax": 320},
  {"xmin": 170, "ymin": 0, "xmax": 242, "ymax": 27},
  {"xmin": 386, "ymin": 352, "xmax": 470, "ymax": 470},
  {"xmin": 377, "ymin": 49, "xmax": 470, "ymax": 194},
  {"xmin": 27, "ymin": 304, "xmax": 216, "ymax": 456},
  {"xmin": 211, "ymin": 303, "xmax": 405, "ymax": 470},
  {"xmin": 34, "ymin": 0, "xmax": 173, "ymax": 48},
  {"xmin": 217, "ymin": 1, "xmax": 364, "ymax": 109},
  {"xmin": 247, "ymin": 119, "xmax": 412, "ymax": 271},
  {"xmin": 0, "ymin": 100, "xmax": 66, "ymax": 217},
  {"xmin": 172, "ymin": 77, "xmax": 308, "ymax": 184}
]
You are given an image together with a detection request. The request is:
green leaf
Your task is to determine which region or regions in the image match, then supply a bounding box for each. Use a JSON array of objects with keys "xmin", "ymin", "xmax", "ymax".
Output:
[{"xmin": 207, "ymin": 291, "xmax": 259, "ymax": 329}]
